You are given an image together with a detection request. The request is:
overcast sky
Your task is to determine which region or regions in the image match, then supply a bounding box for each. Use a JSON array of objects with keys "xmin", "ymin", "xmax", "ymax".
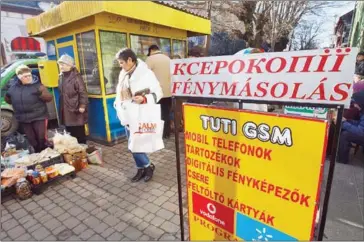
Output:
[{"xmin": 315, "ymin": 1, "xmax": 356, "ymax": 47}]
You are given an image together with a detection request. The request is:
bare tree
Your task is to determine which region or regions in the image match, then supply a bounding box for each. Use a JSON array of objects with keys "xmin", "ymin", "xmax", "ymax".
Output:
[
  {"xmin": 175, "ymin": 1, "xmax": 343, "ymax": 51},
  {"xmin": 292, "ymin": 20, "xmax": 322, "ymax": 50}
]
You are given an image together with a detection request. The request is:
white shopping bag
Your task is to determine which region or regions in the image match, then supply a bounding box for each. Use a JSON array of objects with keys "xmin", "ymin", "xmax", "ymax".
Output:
[
  {"xmin": 127, "ymin": 104, "xmax": 165, "ymax": 153},
  {"xmin": 114, "ymin": 100, "xmax": 133, "ymax": 126}
]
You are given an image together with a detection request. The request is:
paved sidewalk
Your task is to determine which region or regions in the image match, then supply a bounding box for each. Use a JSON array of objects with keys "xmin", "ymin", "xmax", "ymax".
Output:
[{"xmin": 1, "ymin": 137, "xmax": 363, "ymax": 241}]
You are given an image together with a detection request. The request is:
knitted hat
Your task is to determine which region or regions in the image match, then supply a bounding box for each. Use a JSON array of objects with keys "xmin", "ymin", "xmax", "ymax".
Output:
[
  {"xmin": 15, "ymin": 64, "xmax": 31, "ymax": 76},
  {"xmin": 58, "ymin": 54, "xmax": 75, "ymax": 66},
  {"xmin": 352, "ymin": 90, "xmax": 364, "ymax": 110}
]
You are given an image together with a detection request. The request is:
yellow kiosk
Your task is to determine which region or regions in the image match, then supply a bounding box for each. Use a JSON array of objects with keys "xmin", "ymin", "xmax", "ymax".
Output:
[{"xmin": 26, "ymin": 1, "xmax": 210, "ymax": 144}]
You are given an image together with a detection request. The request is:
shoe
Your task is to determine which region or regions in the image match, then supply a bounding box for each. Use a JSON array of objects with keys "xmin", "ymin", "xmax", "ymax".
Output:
[
  {"xmin": 131, "ymin": 169, "xmax": 145, "ymax": 182},
  {"xmin": 144, "ymin": 165, "xmax": 155, "ymax": 182}
]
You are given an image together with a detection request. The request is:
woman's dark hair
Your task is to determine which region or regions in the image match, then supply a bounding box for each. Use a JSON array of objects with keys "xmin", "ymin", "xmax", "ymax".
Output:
[{"xmin": 117, "ymin": 48, "xmax": 137, "ymax": 63}]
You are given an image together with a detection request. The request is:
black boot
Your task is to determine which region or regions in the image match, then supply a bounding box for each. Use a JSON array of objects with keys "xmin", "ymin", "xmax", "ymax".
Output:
[
  {"xmin": 131, "ymin": 169, "xmax": 145, "ymax": 183},
  {"xmin": 144, "ymin": 164, "xmax": 155, "ymax": 182}
]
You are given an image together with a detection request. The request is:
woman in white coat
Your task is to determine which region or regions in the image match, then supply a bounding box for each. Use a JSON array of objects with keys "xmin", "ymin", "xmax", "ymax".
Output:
[{"xmin": 114, "ymin": 48, "xmax": 163, "ymax": 183}]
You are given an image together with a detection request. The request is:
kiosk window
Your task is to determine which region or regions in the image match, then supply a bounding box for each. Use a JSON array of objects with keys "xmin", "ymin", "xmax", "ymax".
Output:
[
  {"xmin": 100, "ymin": 31, "xmax": 127, "ymax": 95},
  {"xmin": 172, "ymin": 40, "xmax": 187, "ymax": 58},
  {"xmin": 76, "ymin": 31, "xmax": 101, "ymax": 95},
  {"xmin": 130, "ymin": 35, "xmax": 171, "ymax": 61}
]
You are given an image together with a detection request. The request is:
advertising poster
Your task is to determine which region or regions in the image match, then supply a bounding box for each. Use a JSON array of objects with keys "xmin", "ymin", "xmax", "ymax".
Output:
[
  {"xmin": 183, "ymin": 104, "xmax": 328, "ymax": 241},
  {"xmin": 284, "ymin": 106, "xmax": 328, "ymax": 119},
  {"xmin": 171, "ymin": 48, "xmax": 358, "ymax": 108}
]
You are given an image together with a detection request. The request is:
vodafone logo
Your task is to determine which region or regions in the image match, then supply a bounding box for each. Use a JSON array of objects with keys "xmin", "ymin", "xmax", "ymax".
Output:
[
  {"xmin": 207, "ymin": 203, "xmax": 216, "ymax": 214},
  {"xmin": 192, "ymin": 192, "xmax": 235, "ymax": 234}
]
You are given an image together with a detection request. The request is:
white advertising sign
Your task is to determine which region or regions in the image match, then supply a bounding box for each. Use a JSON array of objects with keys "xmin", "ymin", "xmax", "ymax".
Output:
[{"xmin": 171, "ymin": 48, "xmax": 358, "ymax": 107}]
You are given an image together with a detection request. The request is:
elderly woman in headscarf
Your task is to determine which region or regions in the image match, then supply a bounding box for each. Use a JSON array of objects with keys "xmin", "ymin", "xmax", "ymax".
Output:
[
  {"xmin": 57, "ymin": 54, "xmax": 88, "ymax": 144},
  {"xmin": 5, "ymin": 64, "xmax": 53, "ymax": 152}
]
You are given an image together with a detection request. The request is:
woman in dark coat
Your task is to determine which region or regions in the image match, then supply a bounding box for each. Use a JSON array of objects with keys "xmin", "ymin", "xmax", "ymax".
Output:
[
  {"xmin": 57, "ymin": 54, "xmax": 88, "ymax": 144},
  {"xmin": 5, "ymin": 64, "xmax": 53, "ymax": 152}
]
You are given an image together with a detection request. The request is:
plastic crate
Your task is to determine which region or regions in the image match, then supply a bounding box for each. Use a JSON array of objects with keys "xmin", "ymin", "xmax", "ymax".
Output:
[{"xmin": 27, "ymin": 155, "xmax": 64, "ymax": 170}]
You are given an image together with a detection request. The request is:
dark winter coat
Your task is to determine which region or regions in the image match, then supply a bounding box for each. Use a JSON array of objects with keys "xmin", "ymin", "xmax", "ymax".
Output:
[
  {"xmin": 59, "ymin": 68, "xmax": 88, "ymax": 126},
  {"xmin": 342, "ymin": 91, "xmax": 364, "ymax": 141},
  {"xmin": 5, "ymin": 75, "xmax": 53, "ymax": 123}
]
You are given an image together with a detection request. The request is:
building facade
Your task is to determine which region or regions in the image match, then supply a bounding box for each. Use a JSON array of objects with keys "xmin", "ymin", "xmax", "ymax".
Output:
[
  {"xmin": 0, "ymin": 1, "xmax": 56, "ymax": 65},
  {"xmin": 349, "ymin": 1, "xmax": 364, "ymax": 51},
  {"xmin": 334, "ymin": 10, "xmax": 354, "ymax": 48}
]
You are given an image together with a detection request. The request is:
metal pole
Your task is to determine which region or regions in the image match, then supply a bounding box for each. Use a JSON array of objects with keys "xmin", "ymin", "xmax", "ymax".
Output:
[
  {"xmin": 173, "ymin": 97, "xmax": 185, "ymax": 241},
  {"xmin": 317, "ymin": 106, "xmax": 344, "ymax": 240}
]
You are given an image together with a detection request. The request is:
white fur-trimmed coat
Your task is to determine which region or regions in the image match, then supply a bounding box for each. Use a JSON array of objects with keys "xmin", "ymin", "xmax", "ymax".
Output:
[{"xmin": 113, "ymin": 59, "xmax": 163, "ymax": 125}]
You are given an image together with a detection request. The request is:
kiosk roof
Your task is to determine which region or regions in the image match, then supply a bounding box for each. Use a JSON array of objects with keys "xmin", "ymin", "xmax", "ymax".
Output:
[{"xmin": 26, "ymin": 1, "xmax": 211, "ymax": 37}]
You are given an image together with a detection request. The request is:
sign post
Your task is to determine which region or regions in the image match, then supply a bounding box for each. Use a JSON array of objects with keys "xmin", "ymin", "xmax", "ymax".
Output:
[{"xmin": 171, "ymin": 47, "xmax": 358, "ymax": 241}]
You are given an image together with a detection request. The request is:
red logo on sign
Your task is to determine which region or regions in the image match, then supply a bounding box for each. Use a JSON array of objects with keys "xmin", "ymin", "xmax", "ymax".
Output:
[{"xmin": 192, "ymin": 192, "xmax": 234, "ymax": 234}]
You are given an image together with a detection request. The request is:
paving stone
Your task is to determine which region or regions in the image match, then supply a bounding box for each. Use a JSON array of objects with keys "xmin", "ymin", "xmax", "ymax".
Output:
[
  {"xmin": 156, "ymin": 208, "xmax": 174, "ymax": 220},
  {"xmin": 38, "ymin": 214, "xmax": 53, "ymax": 224},
  {"xmin": 12, "ymin": 208, "xmax": 28, "ymax": 220},
  {"xmin": 95, "ymin": 211, "xmax": 109, "ymax": 220},
  {"xmin": 159, "ymin": 233, "xmax": 177, "ymax": 241},
  {"xmin": 171, "ymin": 214, "xmax": 181, "ymax": 225},
  {"xmin": 1, "ymin": 218, "xmax": 19, "ymax": 231},
  {"xmin": 123, "ymin": 226, "xmax": 143, "ymax": 240},
  {"xmin": 24, "ymin": 202, "xmax": 38, "ymax": 212},
  {"xmin": 106, "ymin": 231, "xmax": 123, "ymax": 241},
  {"xmin": 120, "ymin": 212, "xmax": 134, "ymax": 222},
  {"xmin": 62, "ymin": 203, "xmax": 73, "ymax": 211},
  {"xmin": 32, "ymin": 227, "xmax": 50, "ymax": 241},
  {"xmin": 57, "ymin": 212, "xmax": 71, "ymax": 222},
  {"xmin": 52, "ymin": 225, "xmax": 67, "ymax": 236},
  {"xmin": 93, "ymin": 222, "xmax": 109, "ymax": 234},
  {"xmin": 72, "ymin": 223, "xmax": 88, "ymax": 235},
  {"xmin": 89, "ymin": 234, "xmax": 104, "ymax": 241},
  {"xmin": 144, "ymin": 225, "xmax": 165, "ymax": 239},
  {"xmin": 79, "ymin": 229, "xmax": 95, "ymax": 240},
  {"xmin": 151, "ymin": 216, "xmax": 166, "ymax": 227},
  {"xmin": 136, "ymin": 199, "xmax": 149, "ymax": 207},
  {"xmin": 103, "ymin": 215, "xmax": 120, "ymax": 227},
  {"xmin": 27, "ymin": 223, "xmax": 42, "ymax": 233},
  {"xmin": 0, "ymin": 231, "xmax": 7, "ymax": 240},
  {"xmin": 37, "ymin": 198, "xmax": 52, "ymax": 207},
  {"xmin": 44, "ymin": 203, "xmax": 57, "ymax": 211},
  {"xmin": 114, "ymin": 221, "xmax": 128, "ymax": 233},
  {"xmin": 1, "ymin": 213, "xmax": 12, "ymax": 223},
  {"xmin": 144, "ymin": 203, "xmax": 160, "ymax": 213},
  {"xmin": 5, "ymin": 202, "xmax": 21, "ymax": 212},
  {"xmin": 57, "ymin": 229, "xmax": 74, "ymax": 240},
  {"xmin": 139, "ymin": 234, "xmax": 151, "ymax": 240},
  {"xmin": 77, "ymin": 211, "xmax": 90, "ymax": 221},
  {"xmin": 147, "ymin": 195, "xmax": 157, "ymax": 202},
  {"xmin": 150, "ymin": 189, "xmax": 164, "ymax": 197},
  {"xmin": 14, "ymin": 233, "xmax": 33, "ymax": 241},
  {"xmin": 49, "ymin": 207, "xmax": 66, "ymax": 217},
  {"xmin": 83, "ymin": 216, "xmax": 101, "ymax": 228},
  {"xmin": 44, "ymin": 218, "xmax": 62, "ymax": 231},
  {"xmin": 143, "ymin": 213, "xmax": 155, "ymax": 222},
  {"xmin": 163, "ymin": 201, "xmax": 179, "ymax": 212},
  {"xmin": 18, "ymin": 215, "xmax": 33, "ymax": 225},
  {"xmin": 82, "ymin": 202, "xmax": 97, "ymax": 212},
  {"xmin": 137, "ymin": 221, "xmax": 149, "ymax": 231},
  {"xmin": 101, "ymin": 228, "xmax": 116, "ymax": 238},
  {"xmin": 66, "ymin": 235, "xmax": 81, "ymax": 241},
  {"xmin": 44, "ymin": 235, "xmax": 57, "ymax": 241},
  {"xmin": 153, "ymin": 195, "xmax": 169, "ymax": 206},
  {"xmin": 160, "ymin": 221, "xmax": 180, "ymax": 233},
  {"xmin": 7, "ymin": 225, "xmax": 26, "ymax": 240},
  {"xmin": 63, "ymin": 217, "xmax": 80, "ymax": 229},
  {"xmin": 132, "ymin": 207, "xmax": 149, "ymax": 218}
]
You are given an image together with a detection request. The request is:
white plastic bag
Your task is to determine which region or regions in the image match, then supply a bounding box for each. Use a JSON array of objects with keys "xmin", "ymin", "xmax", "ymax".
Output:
[
  {"xmin": 127, "ymin": 103, "xmax": 165, "ymax": 153},
  {"xmin": 114, "ymin": 99, "xmax": 133, "ymax": 126}
]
